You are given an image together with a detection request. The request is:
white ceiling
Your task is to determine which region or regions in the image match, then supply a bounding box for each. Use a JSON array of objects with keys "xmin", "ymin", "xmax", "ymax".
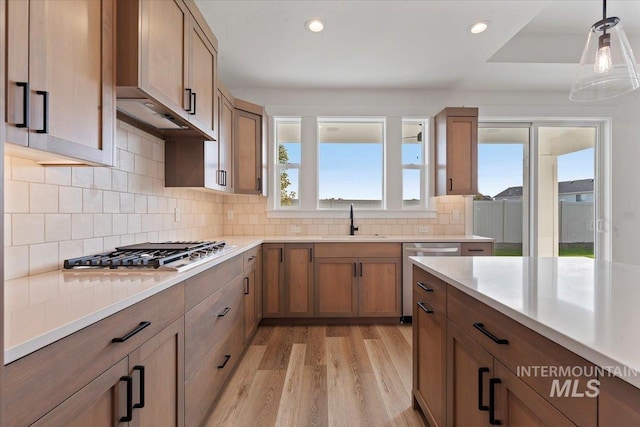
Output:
[{"xmin": 195, "ymin": 0, "xmax": 640, "ymax": 92}]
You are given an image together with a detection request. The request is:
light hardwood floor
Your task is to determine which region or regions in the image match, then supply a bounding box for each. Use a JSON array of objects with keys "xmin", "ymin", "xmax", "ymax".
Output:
[{"xmin": 205, "ymin": 324, "xmax": 424, "ymax": 427}]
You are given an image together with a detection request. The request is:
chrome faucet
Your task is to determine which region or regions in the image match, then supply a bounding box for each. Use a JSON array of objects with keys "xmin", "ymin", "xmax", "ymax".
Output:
[{"xmin": 349, "ymin": 204, "xmax": 359, "ymax": 235}]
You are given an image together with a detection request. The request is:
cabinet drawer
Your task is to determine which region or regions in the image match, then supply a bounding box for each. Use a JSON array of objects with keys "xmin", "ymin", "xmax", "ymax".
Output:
[
  {"xmin": 243, "ymin": 245, "xmax": 261, "ymax": 270},
  {"xmin": 5, "ymin": 283, "xmax": 184, "ymax": 427},
  {"xmin": 413, "ymin": 266, "xmax": 446, "ymax": 314},
  {"xmin": 185, "ymin": 299, "xmax": 244, "ymax": 427},
  {"xmin": 185, "ymin": 273, "xmax": 244, "ymax": 379},
  {"xmin": 461, "ymin": 242, "xmax": 493, "ymax": 256},
  {"xmin": 315, "ymin": 243, "xmax": 401, "ymax": 258},
  {"xmin": 185, "ymin": 254, "xmax": 243, "ymax": 311},
  {"xmin": 447, "ymin": 286, "xmax": 596, "ymax": 427}
]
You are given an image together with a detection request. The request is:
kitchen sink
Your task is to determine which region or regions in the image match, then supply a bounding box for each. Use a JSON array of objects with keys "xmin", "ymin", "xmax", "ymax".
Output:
[{"xmin": 320, "ymin": 235, "xmax": 388, "ymax": 239}]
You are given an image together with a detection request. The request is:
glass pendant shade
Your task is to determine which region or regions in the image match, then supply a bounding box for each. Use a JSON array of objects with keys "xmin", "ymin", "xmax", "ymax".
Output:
[{"xmin": 570, "ymin": 17, "xmax": 640, "ymax": 101}]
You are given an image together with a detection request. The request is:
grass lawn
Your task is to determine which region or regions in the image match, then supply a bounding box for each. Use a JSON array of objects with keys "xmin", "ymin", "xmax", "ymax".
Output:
[{"xmin": 494, "ymin": 243, "xmax": 594, "ymax": 258}]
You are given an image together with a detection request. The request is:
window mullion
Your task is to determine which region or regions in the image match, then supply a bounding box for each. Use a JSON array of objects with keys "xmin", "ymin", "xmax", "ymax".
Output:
[
  {"xmin": 300, "ymin": 116, "xmax": 317, "ymax": 210},
  {"xmin": 386, "ymin": 117, "xmax": 402, "ymax": 210}
]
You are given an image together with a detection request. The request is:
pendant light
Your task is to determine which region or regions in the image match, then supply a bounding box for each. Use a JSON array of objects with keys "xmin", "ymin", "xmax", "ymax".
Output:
[{"xmin": 569, "ymin": 0, "xmax": 640, "ymax": 102}]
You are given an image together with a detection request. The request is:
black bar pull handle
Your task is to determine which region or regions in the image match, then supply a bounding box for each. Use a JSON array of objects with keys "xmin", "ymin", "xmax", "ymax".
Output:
[
  {"xmin": 489, "ymin": 378, "xmax": 502, "ymax": 425},
  {"xmin": 120, "ymin": 376, "xmax": 133, "ymax": 422},
  {"xmin": 133, "ymin": 365, "xmax": 145, "ymax": 409},
  {"xmin": 36, "ymin": 90, "xmax": 48, "ymax": 134},
  {"xmin": 224, "ymin": 170, "xmax": 228, "ymax": 187},
  {"xmin": 417, "ymin": 302, "xmax": 434, "ymax": 314},
  {"xmin": 478, "ymin": 367, "xmax": 490, "ymax": 411},
  {"xmin": 416, "ymin": 282, "xmax": 434, "ymax": 293},
  {"xmin": 112, "ymin": 321, "xmax": 151, "ymax": 343},
  {"xmin": 359, "ymin": 262, "xmax": 363, "ymax": 277},
  {"xmin": 309, "ymin": 248, "xmax": 313, "ymax": 262},
  {"xmin": 217, "ymin": 169, "xmax": 222, "ymax": 185},
  {"xmin": 185, "ymin": 88, "xmax": 192, "ymax": 112},
  {"xmin": 218, "ymin": 354, "xmax": 231, "ymax": 369},
  {"xmin": 279, "ymin": 247, "xmax": 283, "ymax": 262},
  {"xmin": 190, "ymin": 91, "xmax": 197, "ymax": 115},
  {"xmin": 473, "ymin": 323, "xmax": 509, "ymax": 345},
  {"xmin": 353, "ymin": 262, "xmax": 357, "ymax": 277},
  {"xmin": 449, "ymin": 178, "xmax": 453, "ymax": 192},
  {"xmin": 16, "ymin": 82, "xmax": 29, "ymax": 128},
  {"xmin": 218, "ymin": 306, "xmax": 231, "ymax": 317},
  {"xmin": 468, "ymin": 249, "xmax": 485, "ymax": 252},
  {"xmin": 244, "ymin": 276, "xmax": 250, "ymax": 295},
  {"xmin": 257, "ymin": 177, "xmax": 261, "ymax": 191},
  {"xmin": 248, "ymin": 255, "xmax": 256, "ymax": 261}
]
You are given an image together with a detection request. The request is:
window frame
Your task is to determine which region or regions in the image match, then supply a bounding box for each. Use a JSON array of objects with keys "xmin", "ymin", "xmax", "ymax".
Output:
[
  {"xmin": 274, "ymin": 117, "xmax": 302, "ymax": 209},
  {"xmin": 267, "ymin": 115, "xmax": 437, "ymax": 218}
]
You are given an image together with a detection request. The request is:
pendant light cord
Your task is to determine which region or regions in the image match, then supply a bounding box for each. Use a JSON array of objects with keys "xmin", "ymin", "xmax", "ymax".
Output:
[{"xmin": 603, "ymin": 0, "xmax": 606, "ymax": 21}]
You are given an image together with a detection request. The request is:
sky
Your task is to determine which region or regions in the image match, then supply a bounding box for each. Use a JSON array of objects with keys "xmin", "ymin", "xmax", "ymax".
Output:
[{"xmin": 281, "ymin": 140, "xmax": 595, "ymax": 202}]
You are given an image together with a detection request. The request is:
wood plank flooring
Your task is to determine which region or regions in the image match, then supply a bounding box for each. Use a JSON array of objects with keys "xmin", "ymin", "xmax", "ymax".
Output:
[{"xmin": 205, "ymin": 324, "xmax": 424, "ymax": 427}]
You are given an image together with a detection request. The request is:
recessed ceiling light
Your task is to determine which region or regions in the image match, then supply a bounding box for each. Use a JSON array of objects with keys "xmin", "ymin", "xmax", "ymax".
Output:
[
  {"xmin": 306, "ymin": 19, "xmax": 325, "ymax": 33},
  {"xmin": 469, "ymin": 21, "xmax": 489, "ymax": 34}
]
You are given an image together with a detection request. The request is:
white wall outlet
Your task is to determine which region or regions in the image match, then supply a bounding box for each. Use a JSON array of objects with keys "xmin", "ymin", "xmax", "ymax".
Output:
[
  {"xmin": 174, "ymin": 207, "xmax": 181, "ymax": 222},
  {"xmin": 291, "ymin": 225, "xmax": 301, "ymax": 233},
  {"xmin": 452, "ymin": 209, "xmax": 460, "ymax": 221},
  {"xmin": 227, "ymin": 210, "xmax": 234, "ymax": 220},
  {"xmin": 418, "ymin": 226, "xmax": 429, "ymax": 233}
]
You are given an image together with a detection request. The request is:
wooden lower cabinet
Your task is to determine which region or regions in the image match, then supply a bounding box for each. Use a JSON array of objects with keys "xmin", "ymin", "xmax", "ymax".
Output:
[
  {"xmin": 243, "ymin": 246, "xmax": 262, "ymax": 342},
  {"xmin": 314, "ymin": 257, "xmax": 358, "ymax": 317},
  {"xmin": 32, "ymin": 318, "xmax": 185, "ymax": 427},
  {"xmin": 129, "ymin": 318, "xmax": 185, "ymax": 427},
  {"xmin": 284, "ymin": 243, "xmax": 314, "ymax": 317},
  {"xmin": 358, "ymin": 258, "xmax": 401, "ymax": 317},
  {"xmin": 32, "ymin": 358, "xmax": 129, "ymax": 427},
  {"xmin": 413, "ymin": 298, "xmax": 446, "ymax": 427},
  {"xmin": 446, "ymin": 321, "xmax": 494, "ymax": 427},
  {"xmin": 262, "ymin": 243, "xmax": 284, "ymax": 317},
  {"xmin": 599, "ymin": 375, "xmax": 640, "ymax": 426},
  {"xmin": 493, "ymin": 360, "xmax": 574, "ymax": 427}
]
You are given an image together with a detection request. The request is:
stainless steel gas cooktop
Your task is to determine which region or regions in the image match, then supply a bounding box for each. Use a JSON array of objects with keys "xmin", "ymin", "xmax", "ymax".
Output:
[{"xmin": 63, "ymin": 241, "xmax": 238, "ymax": 272}]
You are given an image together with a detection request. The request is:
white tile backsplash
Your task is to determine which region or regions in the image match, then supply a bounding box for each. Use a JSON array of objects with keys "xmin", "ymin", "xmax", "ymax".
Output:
[{"xmin": 4, "ymin": 121, "xmax": 224, "ymax": 279}]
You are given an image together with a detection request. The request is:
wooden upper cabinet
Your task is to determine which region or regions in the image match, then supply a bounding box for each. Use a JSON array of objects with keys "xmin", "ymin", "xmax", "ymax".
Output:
[
  {"xmin": 435, "ymin": 107, "xmax": 478, "ymax": 196},
  {"xmin": 218, "ymin": 88, "xmax": 234, "ymax": 191},
  {"xmin": 117, "ymin": 0, "xmax": 218, "ymax": 140},
  {"xmin": 234, "ymin": 100, "xmax": 263, "ymax": 194},
  {"xmin": 5, "ymin": 0, "xmax": 115, "ymax": 166}
]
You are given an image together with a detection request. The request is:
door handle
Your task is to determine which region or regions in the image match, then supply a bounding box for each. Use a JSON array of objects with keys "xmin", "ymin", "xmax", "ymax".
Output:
[
  {"xmin": 16, "ymin": 82, "xmax": 29, "ymax": 128},
  {"xmin": 473, "ymin": 323, "xmax": 509, "ymax": 345},
  {"xmin": 36, "ymin": 90, "xmax": 49, "ymax": 134},
  {"xmin": 112, "ymin": 321, "xmax": 151, "ymax": 343},
  {"xmin": 449, "ymin": 178, "xmax": 453, "ymax": 192},
  {"xmin": 217, "ymin": 307, "xmax": 231, "ymax": 317},
  {"xmin": 417, "ymin": 302, "xmax": 433, "ymax": 314},
  {"xmin": 185, "ymin": 88, "xmax": 193, "ymax": 112},
  {"xmin": 257, "ymin": 177, "xmax": 261, "ymax": 191},
  {"xmin": 489, "ymin": 378, "xmax": 502, "ymax": 425},
  {"xmin": 190, "ymin": 91, "xmax": 197, "ymax": 115},
  {"xmin": 309, "ymin": 248, "xmax": 313, "ymax": 262},
  {"xmin": 244, "ymin": 276, "xmax": 250, "ymax": 295},
  {"xmin": 416, "ymin": 282, "xmax": 433, "ymax": 292},
  {"xmin": 218, "ymin": 354, "xmax": 231, "ymax": 369},
  {"xmin": 478, "ymin": 367, "xmax": 490, "ymax": 411},
  {"xmin": 359, "ymin": 262, "xmax": 363, "ymax": 277},
  {"xmin": 133, "ymin": 365, "xmax": 145, "ymax": 409},
  {"xmin": 119, "ymin": 375, "xmax": 133, "ymax": 422}
]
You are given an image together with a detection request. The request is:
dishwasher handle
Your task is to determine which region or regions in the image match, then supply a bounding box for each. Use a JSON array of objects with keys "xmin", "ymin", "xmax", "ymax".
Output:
[{"xmin": 405, "ymin": 247, "xmax": 460, "ymax": 254}]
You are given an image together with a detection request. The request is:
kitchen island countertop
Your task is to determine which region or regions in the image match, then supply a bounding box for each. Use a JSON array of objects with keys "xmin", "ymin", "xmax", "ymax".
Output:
[
  {"xmin": 4, "ymin": 234, "xmax": 491, "ymax": 364},
  {"xmin": 410, "ymin": 256, "xmax": 640, "ymax": 388}
]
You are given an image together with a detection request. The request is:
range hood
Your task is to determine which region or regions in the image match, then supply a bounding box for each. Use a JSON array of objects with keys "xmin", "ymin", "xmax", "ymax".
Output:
[{"xmin": 117, "ymin": 99, "xmax": 188, "ymax": 131}]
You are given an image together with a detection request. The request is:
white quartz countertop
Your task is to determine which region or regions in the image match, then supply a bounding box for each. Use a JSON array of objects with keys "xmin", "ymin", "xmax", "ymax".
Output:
[
  {"xmin": 4, "ymin": 234, "xmax": 491, "ymax": 364},
  {"xmin": 410, "ymin": 256, "xmax": 640, "ymax": 389}
]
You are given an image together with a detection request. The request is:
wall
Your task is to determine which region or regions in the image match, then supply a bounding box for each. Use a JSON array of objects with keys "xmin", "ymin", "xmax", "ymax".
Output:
[
  {"xmin": 222, "ymin": 194, "xmax": 466, "ymax": 236},
  {"xmin": 3, "ymin": 121, "xmax": 224, "ymax": 280},
  {"xmin": 230, "ymin": 87, "xmax": 640, "ymax": 264}
]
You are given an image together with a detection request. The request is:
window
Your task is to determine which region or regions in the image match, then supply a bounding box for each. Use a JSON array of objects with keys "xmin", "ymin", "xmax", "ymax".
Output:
[
  {"xmin": 275, "ymin": 118, "xmax": 301, "ymax": 208},
  {"xmin": 402, "ymin": 119, "xmax": 427, "ymax": 208},
  {"xmin": 269, "ymin": 115, "xmax": 433, "ymax": 217},
  {"xmin": 318, "ymin": 119, "xmax": 384, "ymax": 209}
]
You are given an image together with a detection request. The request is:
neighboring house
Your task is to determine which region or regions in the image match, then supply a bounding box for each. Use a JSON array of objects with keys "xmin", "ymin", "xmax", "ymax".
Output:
[{"xmin": 494, "ymin": 179, "xmax": 593, "ymax": 202}]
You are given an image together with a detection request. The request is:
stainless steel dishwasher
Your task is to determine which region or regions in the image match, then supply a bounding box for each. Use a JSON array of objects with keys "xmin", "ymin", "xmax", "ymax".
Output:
[{"xmin": 402, "ymin": 242, "xmax": 461, "ymax": 321}]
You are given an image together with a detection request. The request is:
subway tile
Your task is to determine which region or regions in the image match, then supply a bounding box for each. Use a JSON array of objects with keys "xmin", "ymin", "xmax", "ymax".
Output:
[
  {"xmin": 13, "ymin": 214, "xmax": 45, "ymax": 245},
  {"xmin": 112, "ymin": 169, "xmax": 128, "ymax": 192},
  {"xmin": 4, "ymin": 245, "xmax": 29, "ymax": 280},
  {"xmin": 94, "ymin": 214, "xmax": 113, "ymax": 237},
  {"xmin": 72, "ymin": 214, "xmax": 94, "ymax": 240},
  {"xmin": 30, "ymin": 183, "xmax": 58, "ymax": 213},
  {"xmin": 135, "ymin": 194, "xmax": 147, "ymax": 213},
  {"xmin": 120, "ymin": 193, "xmax": 135, "ymax": 213},
  {"xmin": 59, "ymin": 186, "xmax": 83, "ymax": 213},
  {"xmin": 83, "ymin": 189, "xmax": 103, "ymax": 213},
  {"xmin": 71, "ymin": 167, "xmax": 93, "ymax": 188},
  {"xmin": 134, "ymin": 154, "xmax": 147, "ymax": 176},
  {"xmin": 93, "ymin": 167, "xmax": 112, "ymax": 190},
  {"xmin": 45, "ymin": 214, "xmax": 72, "ymax": 242},
  {"xmin": 128, "ymin": 214, "xmax": 142, "ymax": 234},
  {"xmin": 103, "ymin": 191, "xmax": 120, "ymax": 213},
  {"xmin": 83, "ymin": 238, "xmax": 103, "ymax": 255},
  {"xmin": 59, "ymin": 240, "xmax": 84, "ymax": 266},
  {"xmin": 104, "ymin": 235, "xmax": 121, "ymax": 251},
  {"xmin": 11, "ymin": 157, "xmax": 44, "ymax": 183},
  {"xmin": 112, "ymin": 214, "xmax": 128, "ymax": 232},
  {"xmin": 118, "ymin": 149, "xmax": 135, "ymax": 173},
  {"xmin": 116, "ymin": 125, "xmax": 128, "ymax": 150},
  {"xmin": 4, "ymin": 214, "xmax": 12, "ymax": 246},
  {"xmin": 5, "ymin": 180, "xmax": 29, "ymax": 213},
  {"xmin": 45, "ymin": 167, "xmax": 71, "ymax": 186},
  {"xmin": 29, "ymin": 242, "xmax": 59, "ymax": 275}
]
